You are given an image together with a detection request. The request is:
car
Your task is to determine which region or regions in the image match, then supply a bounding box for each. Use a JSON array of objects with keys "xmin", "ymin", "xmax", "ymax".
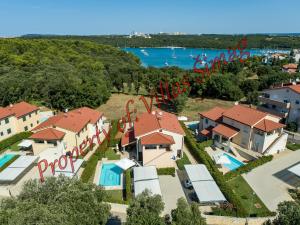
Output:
[{"xmin": 184, "ymin": 179, "xmax": 193, "ymax": 189}]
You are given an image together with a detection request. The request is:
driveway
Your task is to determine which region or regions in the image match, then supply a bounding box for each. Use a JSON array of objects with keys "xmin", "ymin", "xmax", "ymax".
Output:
[
  {"xmin": 243, "ymin": 150, "xmax": 300, "ymax": 211},
  {"xmin": 159, "ymin": 173, "xmax": 186, "ymax": 215}
]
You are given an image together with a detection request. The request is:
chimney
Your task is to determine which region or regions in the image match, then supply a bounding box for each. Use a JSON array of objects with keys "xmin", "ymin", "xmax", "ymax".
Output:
[
  {"xmin": 65, "ymin": 108, "xmax": 68, "ymax": 113},
  {"xmin": 9, "ymin": 103, "xmax": 13, "ymax": 107}
]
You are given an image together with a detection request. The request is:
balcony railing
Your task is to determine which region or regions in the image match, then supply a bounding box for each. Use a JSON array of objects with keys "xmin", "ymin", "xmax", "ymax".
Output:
[
  {"xmin": 258, "ymin": 96, "xmax": 290, "ymax": 109},
  {"xmin": 257, "ymin": 106, "xmax": 289, "ymax": 118}
]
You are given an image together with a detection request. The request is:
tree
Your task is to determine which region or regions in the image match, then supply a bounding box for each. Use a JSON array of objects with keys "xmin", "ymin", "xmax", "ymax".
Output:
[
  {"xmin": 172, "ymin": 94, "xmax": 188, "ymax": 113},
  {"xmin": 0, "ymin": 176, "xmax": 110, "ymax": 225},
  {"xmin": 264, "ymin": 201, "xmax": 300, "ymax": 225},
  {"xmin": 126, "ymin": 190, "xmax": 165, "ymax": 225},
  {"xmin": 171, "ymin": 198, "xmax": 206, "ymax": 225}
]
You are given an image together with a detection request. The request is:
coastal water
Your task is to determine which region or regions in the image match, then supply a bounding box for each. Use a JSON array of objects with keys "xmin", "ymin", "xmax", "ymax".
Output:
[{"xmin": 123, "ymin": 47, "xmax": 289, "ymax": 69}]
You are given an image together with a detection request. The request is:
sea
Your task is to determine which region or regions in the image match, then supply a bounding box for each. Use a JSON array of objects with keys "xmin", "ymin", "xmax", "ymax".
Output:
[{"xmin": 122, "ymin": 47, "xmax": 290, "ymax": 70}]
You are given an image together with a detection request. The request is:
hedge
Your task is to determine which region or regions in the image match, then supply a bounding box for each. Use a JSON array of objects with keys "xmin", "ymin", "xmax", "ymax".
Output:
[
  {"xmin": 0, "ymin": 155, "xmax": 20, "ymax": 172},
  {"xmin": 224, "ymin": 155, "xmax": 273, "ymax": 180},
  {"xmin": 0, "ymin": 132, "xmax": 32, "ymax": 154},
  {"xmin": 108, "ymin": 120, "xmax": 120, "ymax": 147},
  {"xmin": 176, "ymin": 152, "xmax": 191, "ymax": 170},
  {"xmin": 180, "ymin": 122, "xmax": 248, "ymax": 217},
  {"xmin": 157, "ymin": 167, "xmax": 176, "ymax": 176},
  {"xmin": 125, "ymin": 169, "xmax": 132, "ymax": 202},
  {"xmin": 286, "ymin": 143, "xmax": 300, "ymax": 151}
]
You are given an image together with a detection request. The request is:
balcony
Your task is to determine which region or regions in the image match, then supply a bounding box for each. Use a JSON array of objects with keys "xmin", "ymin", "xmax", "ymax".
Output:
[
  {"xmin": 257, "ymin": 106, "xmax": 289, "ymax": 118},
  {"xmin": 258, "ymin": 96, "xmax": 290, "ymax": 109}
]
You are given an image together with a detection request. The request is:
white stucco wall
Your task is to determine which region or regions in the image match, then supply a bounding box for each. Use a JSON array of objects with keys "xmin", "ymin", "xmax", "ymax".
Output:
[
  {"xmin": 264, "ymin": 133, "xmax": 288, "ymax": 155},
  {"xmin": 0, "ymin": 115, "xmax": 18, "ymax": 141}
]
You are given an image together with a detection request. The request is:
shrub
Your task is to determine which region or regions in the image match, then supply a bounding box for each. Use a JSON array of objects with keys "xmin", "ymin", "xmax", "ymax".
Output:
[
  {"xmin": 224, "ymin": 155, "xmax": 273, "ymax": 180},
  {"xmin": 80, "ymin": 155, "xmax": 98, "ymax": 183},
  {"xmin": 176, "ymin": 152, "xmax": 191, "ymax": 170},
  {"xmin": 0, "ymin": 132, "xmax": 32, "ymax": 154},
  {"xmin": 108, "ymin": 120, "xmax": 120, "ymax": 147},
  {"xmin": 157, "ymin": 167, "xmax": 176, "ymax": 176},
  {"xmin": 286, "ymin": 122, "xmax": 298, "ymax": 132},
  {"xmin": 125, "ymin": 169, "xmax": 132, "ymax": 202},
  {"xmin": 286, "ymin": 143, "xmax": 300, "ymax": 151}
]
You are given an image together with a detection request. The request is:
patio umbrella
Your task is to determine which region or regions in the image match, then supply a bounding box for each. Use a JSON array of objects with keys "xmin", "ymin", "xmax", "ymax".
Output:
[{"xmin": 215, "ymin": 155, "xmax": 231, "ymax": 164}]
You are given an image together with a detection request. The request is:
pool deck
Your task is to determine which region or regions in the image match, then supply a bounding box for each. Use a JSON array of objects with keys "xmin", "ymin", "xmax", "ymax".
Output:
[{"xmin": 94, "ymin": 159, "xmax": 124, "ymax": 190}]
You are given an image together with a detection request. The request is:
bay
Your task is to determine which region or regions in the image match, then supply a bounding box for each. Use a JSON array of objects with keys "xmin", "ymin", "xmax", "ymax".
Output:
[{"xmin": 123, "ymin": 47, "xmax": 289, "ymax": 70}]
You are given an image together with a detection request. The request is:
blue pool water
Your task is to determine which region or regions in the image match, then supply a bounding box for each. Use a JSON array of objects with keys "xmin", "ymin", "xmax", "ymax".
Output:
[
  {"xmin": 99, "ymin": 163, "xmax": 123, "ymax": 186},
  {"xmin": 222, "ymin": 153, "xmax": 244, "ymax": 171},
  {"xmin": 123, "ymin": 47, "xmax": 289, "ymax": 69},
  {"xmin": 187, "ymin": 122, "xmax": 199, "ymax": 131},
  {"xmin": 0, "ymin": 154, "xmax": 15, "ymax": 168}
]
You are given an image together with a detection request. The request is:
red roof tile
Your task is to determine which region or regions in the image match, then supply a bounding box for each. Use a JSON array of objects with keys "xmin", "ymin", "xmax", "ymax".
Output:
[
  {"xmin": 289, "ymin": 84, "xmax": 300, "ymax": 94},
  {"xmin": 0, "ymin": 108, "xmax": 14, "ymax": 120},
  {"xmin": 33, "ymin": 107, "xmax": 103, "ymax": 133},
  {"xmin": 213, "ymin": 124, "xmax": 239, "ymax": 139},
  {"xmin": 282, "ymin": 63, "xmax": 298, "ymax": 69},
  {"xmin": 134, "ymin": 111, "xmax": 185, "ymax": 137},
  {"xmin": 200, "ymin": 107, "xmax": 226, "ymax": 121},
  {"xmin": 30, "ymin": 128, "xmax": 65, "ymax": 140},
  {"xmin": 140, "ymin": 132, "xmax": 175, "ymax": 145},
  {"xmin": 254, "ymin": 119, "xmax": 285, "ymax": 132},
  {"xmin": 0, "ymin": 102, "xmax": 39, "ymax": 120},
  {"xmin": 222, "ymin": 105, "xmax": 267, "ymax": 126},
  {"xmin": 200, "ymin": 126, "xmax": 214, "ymax": 137}
]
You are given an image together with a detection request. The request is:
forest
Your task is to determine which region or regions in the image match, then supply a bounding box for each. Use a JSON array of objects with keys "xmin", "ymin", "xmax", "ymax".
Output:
[
  {"xmin": 0, "ymin": 37, "xmax": 299, "ymax": 112},
  {"xmin": 23, "ymin": 34, "xmax": 300, "ymax": 49}
]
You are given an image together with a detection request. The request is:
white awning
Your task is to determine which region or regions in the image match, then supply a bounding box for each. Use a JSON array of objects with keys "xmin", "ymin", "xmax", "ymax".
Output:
[
  {"xmin": 134, "ymin": 166, "xmax": 158, "ymax": 182},
  {"xmin": 55, "ymin": 159, "xmax": 84, "ymax": 178},
  {"xmin": 178, "ymin": 116, "xmax": 188, "ymax": 121},
  {"xmin": 115, "ymin": 158, "xmax": 136, "ymax": 170},
  {"xmin": 18, "ymin": 140, "xmax": 33, "ymax": 148},
  {"xmin": 134, "ymin": 179, "xmax": 162, "ymax": 197},
  {"xmin": 213, "ymin": 154, "xmax": 231, "ymax": 165},
  {"xmin": 184, "ymin": 164, "xmax": 213, "ymax": 182},
  {"xmin": 288, "ymin": 163, "xmax": 300, "ymax": 177}
]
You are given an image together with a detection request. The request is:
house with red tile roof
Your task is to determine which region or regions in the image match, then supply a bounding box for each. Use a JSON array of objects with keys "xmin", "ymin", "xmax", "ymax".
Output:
[
  {"xmin": 199, "ymin": 104, "xmax": 287, "ymax": 155},
  {"xmin": 0, "ymin": 101, "xmax": 40, "ymax": 141},
  {"xmin": 282, "ymin": 63, "xmax": 298, "ymax": 74},
  {"xmin": 121, "ymin": 111, "xmax": 185, "ymax": 168},
  {"xmin": 30, "ymin": 107, "xmax": 105, "ymax": 155},
  {"xmin": 258, "ymin": 82, "xmax": 300, "ymax": 132}
]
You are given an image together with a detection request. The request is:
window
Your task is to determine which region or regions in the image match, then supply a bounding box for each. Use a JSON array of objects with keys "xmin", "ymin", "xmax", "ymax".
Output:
[
  {"xmin": 35, "ymin": 111, "xmax": 38, "ymax": 115},
  {"xmin": 5, "ymin": 118, "xmax": 9, "ymax": 124},
  {"xmin": 24, "ymin": 126, "xmax": 28, "ymax": 131},
  {"xmin": 296, "ymin": 100, "xmax": 300, "ymax": 105},
  {"xmin": 7, "ymin": 128, "xmax": 11, "ymax": 134},
  {"xmin": 29, "ymin": 113, "xmax": 31, "ymax": 118},
  {"xmin": 272, "ymin": 105, "xmax": 276, "ymax": 109},
  {"xmin": 145, "ymin": 145, "xmax": 156, "ymax": 150},
  {"xmin": 22, "ymin": 116, "xmax": 26, "ymax": 122},
  {"xmin": 30, "ymin": 123, "xmax": 33, "ymax": 127},
  {"xmin": 283, "ymin": 99, "xmax": 289, "ymax": 103},
  {"xmin": 34, "ymin": 140, "xmax": 44, "ymax": 144},
  {"xmin": 286, "ymin": 89, "xmax": 289, "ymax": 93},
  {"xmin": 37, "ymin": 120, "xmax": 39, "ymax": 124},
  {"xmin": 47, "ymin": 140, "xmax": 57, "ymax": 146},
  {"xmin": 0, "ymin": 132, "xmax": 3, "ymax": 136},
  {"xmin": 205, "ymin": 118, "xmax": 208, "ymax": 124}
]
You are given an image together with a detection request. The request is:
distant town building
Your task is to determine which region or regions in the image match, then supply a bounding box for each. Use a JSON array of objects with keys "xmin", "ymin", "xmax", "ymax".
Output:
[
  {"xmin": 282, "ymin": 63, "xmax": 298, "ymax": 74},
  {"xmin": 128, "ymin": 31, "xmax": 151, "ymax": 38}
]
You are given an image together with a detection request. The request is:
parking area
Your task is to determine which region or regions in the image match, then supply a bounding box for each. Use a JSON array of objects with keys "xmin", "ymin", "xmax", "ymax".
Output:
[
  {"xmin": 158, "ymin": 172, "xmax": 186, "ymax": 215},
  {"xmin": 243, "ymin": 150, "xmax": 300, "ymax": 211}
]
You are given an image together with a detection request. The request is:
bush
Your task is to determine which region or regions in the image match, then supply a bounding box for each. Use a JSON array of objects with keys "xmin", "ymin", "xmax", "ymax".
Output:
[
  {"xmin": 157, "ymin": 167, "xmax": 175, "ymax": 176},
  {"xmin": 286, "ymin": 143, "xmax": 300, "ymax": 151},
  {"xmin": 0, "ymin": 132, "xmax": 32, "ymax": 154},
  {"xmin": 286, "ymin": 122, "xmax": 298, "ymax": 132},
  {"xmin": 125, "ymin": 169, "xmax": 132, "ymax": 202},
  {"xmin": 80, "ymin": 155, "xmax": 98, "ymax": 183},
  {"xmin": 224, "ymin": 155, "xmax": 273, "ymax": 180},
  {"xmin": 176, "ymin": 152, "xmax": 191, "ymax": 170},
  {"xmin": 108, "ymin": 120, "xmax": 120, "ymax": 147}
]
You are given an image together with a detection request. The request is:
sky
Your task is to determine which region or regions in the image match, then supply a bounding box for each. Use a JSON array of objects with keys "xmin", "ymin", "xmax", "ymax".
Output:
[{"xmin": 0, "ymin": 0, "xmax": 299, "ymax": 36}]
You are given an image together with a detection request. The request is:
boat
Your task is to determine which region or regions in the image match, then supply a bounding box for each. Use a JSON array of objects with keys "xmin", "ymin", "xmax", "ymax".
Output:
[
  {"xmin": 172, "ymin": 49, "xmax": 177, "ymax": 59},
  {"xmin": 164, "ymin": 60, "xmax": 169, "ymax": 66},
  {"xmin": 140, "ymin": 49, "xmax": 149, "ymax": 56}
]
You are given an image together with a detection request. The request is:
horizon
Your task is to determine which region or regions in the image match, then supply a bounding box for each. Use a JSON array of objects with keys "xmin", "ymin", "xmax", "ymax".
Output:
[{"xmin": 1, "ymin": 0, "xmax": 300, "ymax": 36}]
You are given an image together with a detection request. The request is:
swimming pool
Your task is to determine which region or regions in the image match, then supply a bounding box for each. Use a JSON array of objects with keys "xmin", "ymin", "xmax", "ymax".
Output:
[
  {"xmin": 0, "ymin": 154, "xmax": 15, "ymax": 168},
  {"xmin": 222, "ymin": 153, "xmax": 244, "ymax": 171},
  {"xmin": 187, "ymin": 122, "xmax": 199, "ymax": 131},
  {"xmin": 99, "ymin": 163, "xmax": 123, "ymax": 186}
]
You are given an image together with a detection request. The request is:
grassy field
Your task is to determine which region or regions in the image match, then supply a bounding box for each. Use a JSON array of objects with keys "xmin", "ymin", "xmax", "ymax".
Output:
[
  {"xmin": 105, "ymin": 190, "xmax": 125, "ymax": 204},
  {"xmin": 227, "ymin": 176, "xmax": 271, "ymax": 216},
  {"xmin": 104, "ymin": 148, "xmax": 120, "ymax": 160},
  {"xmin": 97, "ymin": 93, "xmax": 235, "ymax": 121},
  {"xmin": 6, "ymin": 141, "xmax": 21, "ymax": 151}
]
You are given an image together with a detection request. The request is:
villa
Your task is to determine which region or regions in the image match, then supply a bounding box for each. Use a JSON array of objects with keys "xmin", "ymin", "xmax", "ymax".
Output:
[
  {"xmin": 121, "ymin": 110, "xmax": 185, "ymax": 168},
  {"xmin": 282, "ymin": 63, "xmax": 298, "ymax": 74},
  {"xmin": 0, "ymin": 101, "xmax": 40, "ymax": 141},
  {"xmin": 199, "ymin": 104, "xmax": 287, "ymax": 155},
  {"xmin": 257, "ymin": 82, "xmax": 300, "ymax": 132},
  {"xmin": 29, "ymin": 107, "xmax": 105, "ymax": 155}
]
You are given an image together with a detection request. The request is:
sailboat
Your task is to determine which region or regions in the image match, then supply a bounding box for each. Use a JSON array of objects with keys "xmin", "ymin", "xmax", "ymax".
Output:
[
  {"xmin": 189, "ymin": 50, "xmax": 194, "ymax": 58},
  {"xmin": 172, "ymin": 49, "xmax": 177, "ymax": 59},
  {"xmin": 164, "ymin": 60, "xmax": 169, "ymax": 66}
]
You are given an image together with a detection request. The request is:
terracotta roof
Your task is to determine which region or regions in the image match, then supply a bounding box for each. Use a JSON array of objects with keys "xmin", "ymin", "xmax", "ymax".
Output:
[
  {"xmin": 212, "ymin": 124, "xmax": 239, "ymax": 139},
  {"xmin": 134, "ymin": 111, "xmax": 185, "ymax": 137},
  {"xmin": 222, "ymin": 105, "xmax": 267, "ymax": 126},
  {"xmin": 266, "ymin": 83, "xmax": 300, "ymax": 94},
  {"xmin": 30, "ymin": 128, "xmax": 65, "ymax": 140},
  {"xmin": 289, "ymin": 84, "xmax": 300, "ymax": 94},
  {"xmin": 200, "ymin": 126, "xmax": 214, "ymax": 137},
  {"xmin": 140, "ymin": 132, "xmax": 175, "ymax": 145},
  {"xmin": 254, "ymin": 119, "xmax": 285, "ymax": 132},
  {"xmin": 33, "ymin": 107, "xmax": 103, "ymax": 133},
  {"xmin": 0, "ymin": 102, "xmax": 39, "ymax": 120},
  {"xmin": 282, "ymin": 63, "xmax": 298, "ymax": 69},
  {"xmin": 0, "ymin": 107, "xmax": 14, "ymax": 120},
  {"xmin": 121, "ymin": 129, "xmax": 136, "ymax": 147},
  {"xmin": 200, "ymin": 107, "xmax": 226, "ymax": 122}
]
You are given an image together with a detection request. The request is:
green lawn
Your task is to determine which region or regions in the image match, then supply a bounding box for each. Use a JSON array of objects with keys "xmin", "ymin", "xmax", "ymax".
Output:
[
  {"xmin": 286, "ymin": 143, "xmax": 300, "ymax": 151},
  {"xmin": 176, "ymin": 152, "xmax": 191, "ymax": 170},
  {"xmin": 105, "ymin": 190, "xmax": 125, "ymax": 204},
  {"xmin": 227, "ymin": 176, "xmax": 272, "ymax": 216},
  {"xmin": 6, "ymin": 140, "xmax": 22, "ymax": 151},
  {"xmin": 104, "ymin": 148, "xmax": 121, "ymax": 160}
]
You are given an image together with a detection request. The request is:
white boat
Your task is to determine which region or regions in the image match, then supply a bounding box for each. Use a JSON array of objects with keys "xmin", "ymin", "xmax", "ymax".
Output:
[
  {"xmin": 164, "ymin": 61, "xmax": 169, "ymax": 66},
  {"xmin": 172, "ymin": 50, "xmax": 177, "ymax": 59}
]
